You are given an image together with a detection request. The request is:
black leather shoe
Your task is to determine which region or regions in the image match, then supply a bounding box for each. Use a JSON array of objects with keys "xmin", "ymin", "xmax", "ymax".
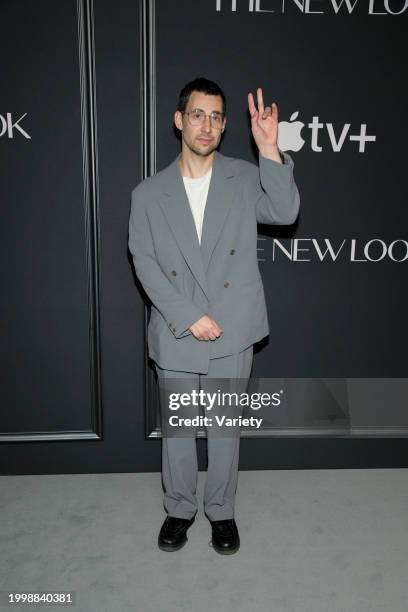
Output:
[
  {"xmin": 158, "ymin": 515, "xmax": 195, "ymax": 551},
  {"xmin": 210, "ymin": 518, "xmax": 240, "ymax": 555}
]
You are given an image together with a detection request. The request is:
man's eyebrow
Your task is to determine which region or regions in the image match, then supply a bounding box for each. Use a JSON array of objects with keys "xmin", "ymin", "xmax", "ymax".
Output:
[{"xmin": 190, "ymin": 107, "xmax": 223, "ymax": 114}]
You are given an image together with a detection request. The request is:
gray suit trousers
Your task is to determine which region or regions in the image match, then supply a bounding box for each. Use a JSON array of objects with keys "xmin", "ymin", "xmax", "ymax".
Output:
[{"xmin": 155, "ymin": 345, "xmax": 253, "ymax": 521}]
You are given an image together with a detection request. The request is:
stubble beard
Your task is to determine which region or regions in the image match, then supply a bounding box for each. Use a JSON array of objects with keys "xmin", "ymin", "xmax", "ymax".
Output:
[{"xmin": 183, "ymin": 132, "xmax": 219, "ymax": 158}]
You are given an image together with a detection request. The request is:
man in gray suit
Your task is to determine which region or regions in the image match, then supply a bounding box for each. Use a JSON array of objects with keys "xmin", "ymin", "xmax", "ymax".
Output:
[{"xmin": 128, "ymin": 77, "xmax": 300, "ymax": 554}]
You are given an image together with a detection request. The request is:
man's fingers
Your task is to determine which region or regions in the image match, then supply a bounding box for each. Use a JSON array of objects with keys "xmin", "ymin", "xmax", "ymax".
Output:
[
  {"xmin": 207, "ymin": 317, "xmax": 222, "ymax": 335},
  {"xmin": 257, "ymin": 88, "xmax": 265, "ymax": 115},
  {"xmin": 248, "ymin": 92, "xmax": 256, "ymax": 118},
  {"xmin": 248, "ymin": 92, "xmax": 260, "ymax": 126},
  {"xmin": 206, "ymin": 327, "xmax": 221, "ymax": 341},
  {"xmin": 190, "ymin": 316, "xmax": 223, "ymax": 340},
  {"xmin": 197, "ymin": 328, "xmax": 222, "ymax": 341}
]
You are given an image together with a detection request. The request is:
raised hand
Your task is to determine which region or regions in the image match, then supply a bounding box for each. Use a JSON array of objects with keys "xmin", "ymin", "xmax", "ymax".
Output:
[{"xmin": 248, "ymin": 87, "xmax": 280, "ymax": 159}]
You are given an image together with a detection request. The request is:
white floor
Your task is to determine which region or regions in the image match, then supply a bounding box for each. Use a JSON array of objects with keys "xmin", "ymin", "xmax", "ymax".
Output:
[{"xmin": 1, "ymin": 469, "xmax": 408, "ymax": 611}]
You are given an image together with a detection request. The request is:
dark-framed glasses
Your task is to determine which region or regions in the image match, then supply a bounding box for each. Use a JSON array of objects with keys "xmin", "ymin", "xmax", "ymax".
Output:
[{"xmin": 182, "ymin": 108, "xmax": 225, "ymax": 129}]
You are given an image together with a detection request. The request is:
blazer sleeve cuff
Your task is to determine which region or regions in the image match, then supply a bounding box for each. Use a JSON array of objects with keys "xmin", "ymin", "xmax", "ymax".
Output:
[
  {"xmin": 256, "ymin": 150, "xmax": 300, "ymax": 225},
  {"xmin": 167, "ymin": 306, "xmax": 206, "ymax": 339}
]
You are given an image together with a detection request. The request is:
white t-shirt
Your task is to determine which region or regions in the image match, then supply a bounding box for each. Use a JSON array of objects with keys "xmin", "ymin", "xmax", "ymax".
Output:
[{"xmin": 182, "ymin": 166, "xmax": 213, "ymax": 244}]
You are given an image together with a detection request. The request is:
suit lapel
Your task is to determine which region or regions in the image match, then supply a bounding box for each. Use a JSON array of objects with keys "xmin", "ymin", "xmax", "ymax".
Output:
[
  {"xmin": 200, "ymin": 150, "xmax": 236, "ymax": 271},
  {"xmin": 158, "ymin": 153, "xmax": 209, "ymax": 299},
  {"xmin": 158, "ymin": 150, "xmax": 236, "ymax": 301}
]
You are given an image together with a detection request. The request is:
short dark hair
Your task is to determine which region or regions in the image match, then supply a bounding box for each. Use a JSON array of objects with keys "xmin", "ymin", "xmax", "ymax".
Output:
[{"xmin": 177, "ymin": 77, "xmax": 226, "ymax": 115}]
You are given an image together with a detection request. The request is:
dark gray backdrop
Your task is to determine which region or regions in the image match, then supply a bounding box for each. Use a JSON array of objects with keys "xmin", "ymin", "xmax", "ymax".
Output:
[{"xmin": 1, "ymin": 0, "xmax": 407, "ymax": 475}]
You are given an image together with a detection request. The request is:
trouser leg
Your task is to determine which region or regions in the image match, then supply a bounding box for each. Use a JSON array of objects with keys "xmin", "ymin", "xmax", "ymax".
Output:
[
  {"xmin": 155, "ymin": 365, "xmax": 200, "ymax": 520},
  {"xmin": 201, "ymin": 345, "xmax": 253, "ymax": 521}
]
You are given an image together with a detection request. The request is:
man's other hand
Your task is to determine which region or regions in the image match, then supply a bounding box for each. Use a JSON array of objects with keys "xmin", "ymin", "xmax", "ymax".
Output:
[{"xmin": 189, "ymin": 315, "xmax": 223, "ymax": 341}]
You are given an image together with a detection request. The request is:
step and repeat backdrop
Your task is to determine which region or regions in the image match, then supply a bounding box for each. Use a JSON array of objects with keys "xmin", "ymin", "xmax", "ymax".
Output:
[
  {"xmin": 146, "ymin": 0, "xmax": 408, "ymax": 436},
  {"xmin": 1, "ymin": 0, "xmax": 407, "ymax": 451}
]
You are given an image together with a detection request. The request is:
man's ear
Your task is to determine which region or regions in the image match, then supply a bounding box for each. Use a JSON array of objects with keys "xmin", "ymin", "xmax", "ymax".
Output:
[{"xmin": 174, "ymin": 111, "xmax": 182, "ymax": 131}]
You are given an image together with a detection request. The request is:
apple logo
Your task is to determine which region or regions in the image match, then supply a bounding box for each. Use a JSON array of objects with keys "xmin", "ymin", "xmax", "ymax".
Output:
[{"xmin": 277, "ymin": 111, "xmax": 305, "ymax": 152}]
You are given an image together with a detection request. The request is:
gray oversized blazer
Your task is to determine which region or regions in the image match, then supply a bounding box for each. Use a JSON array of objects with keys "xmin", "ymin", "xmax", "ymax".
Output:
[{"xmin": 128, "ymin": 149, "xmax": 300, "ymax": 373}]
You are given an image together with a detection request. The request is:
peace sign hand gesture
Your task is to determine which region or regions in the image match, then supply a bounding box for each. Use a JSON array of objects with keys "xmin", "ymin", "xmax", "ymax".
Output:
[{"xmin": 248, "ymin": 87, "xmax": 282, "ymax": 162}]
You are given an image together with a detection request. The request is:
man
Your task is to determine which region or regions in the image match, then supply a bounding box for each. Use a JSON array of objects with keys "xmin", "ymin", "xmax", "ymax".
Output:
[{"xmin": 128, "ymin": 77, "xmax": 300, "ymax": 554}]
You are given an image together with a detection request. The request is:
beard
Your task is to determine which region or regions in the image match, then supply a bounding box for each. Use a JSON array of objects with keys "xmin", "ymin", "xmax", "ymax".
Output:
[{"xmin": 183, "ymin": 133, "xmax": 219, "ymax": 157}]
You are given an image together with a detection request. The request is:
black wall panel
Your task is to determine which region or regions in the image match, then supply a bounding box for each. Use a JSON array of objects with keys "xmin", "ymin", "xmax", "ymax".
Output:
[{"xmin": 1, "ymin": 0, "xmax": 407, "ymax": 474}]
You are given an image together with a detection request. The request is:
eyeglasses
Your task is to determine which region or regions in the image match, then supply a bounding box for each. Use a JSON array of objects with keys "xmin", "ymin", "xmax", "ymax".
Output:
[{"xmin": 182, "ymin": 108, "xmax": 225, "ymax": 129}]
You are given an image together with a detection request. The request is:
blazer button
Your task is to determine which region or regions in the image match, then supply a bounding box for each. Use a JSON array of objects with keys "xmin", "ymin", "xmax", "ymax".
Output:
[
  {"xmin": 171, "ymin": 270, "xmax": 177, "ymax": 276},
  {"xmin": 224, "ymin": 281, "xmax": 230, "ymax": 288},
  {"xmin": 230, "ymin": 249, "xmax": 235, "ymax": 255}
]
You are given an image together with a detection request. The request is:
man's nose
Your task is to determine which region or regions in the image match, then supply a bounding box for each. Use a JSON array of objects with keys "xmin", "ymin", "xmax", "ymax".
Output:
[{"xmin": 202, "ymin": 115, "xmax": 212, "ymax": 132}]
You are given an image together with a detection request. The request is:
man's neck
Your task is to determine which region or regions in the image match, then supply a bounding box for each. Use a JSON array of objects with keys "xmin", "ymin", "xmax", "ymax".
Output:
[{"xmin": 179, "ymin": 149, "xmax": 214, "ymax": 179}]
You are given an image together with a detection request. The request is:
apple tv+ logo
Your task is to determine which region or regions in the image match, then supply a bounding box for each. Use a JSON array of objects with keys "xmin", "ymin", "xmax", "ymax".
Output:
[{"xmin": 277, "ymin": 111, "xmax": 376, "ymax": 154}]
